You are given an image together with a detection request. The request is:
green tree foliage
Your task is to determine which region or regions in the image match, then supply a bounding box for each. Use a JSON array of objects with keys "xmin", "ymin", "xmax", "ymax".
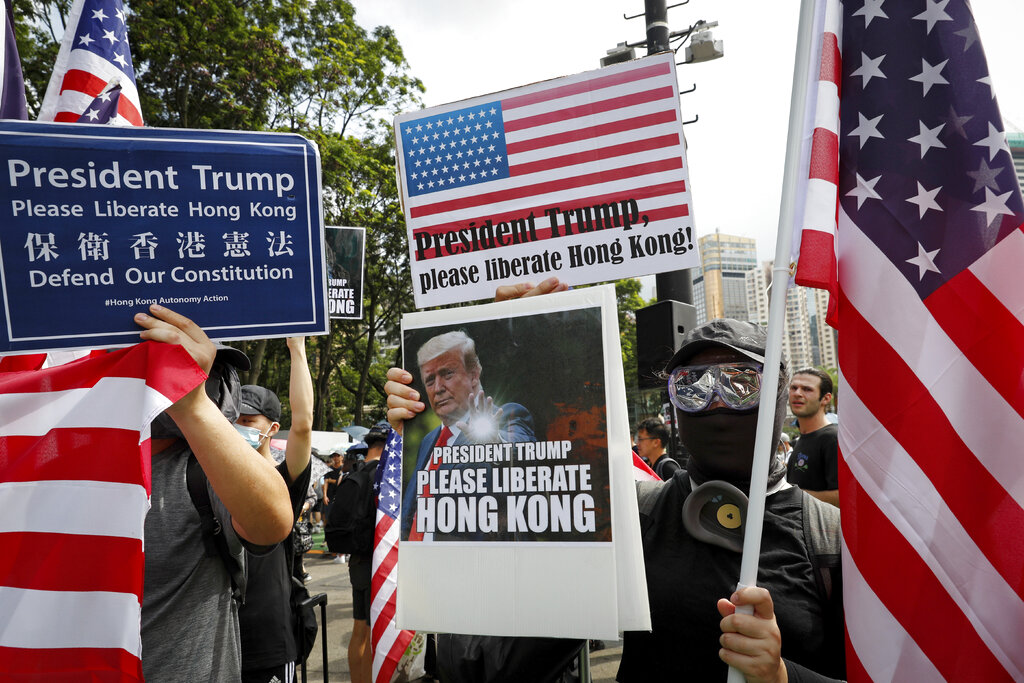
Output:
[{"xmin": 14, "ymin": 0, "xmax": 423, "ymax": 431}]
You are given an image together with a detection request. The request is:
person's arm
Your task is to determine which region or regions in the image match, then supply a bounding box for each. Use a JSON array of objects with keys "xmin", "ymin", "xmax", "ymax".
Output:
[
  {"xmin": 136, "ymin": 304, "xmax": 293, "ymax": 546},
  {"xmin": 284, "ymin": 336, "xmax": 313, "ymax": 482},
  {"xmin": 385, "ymin": 366, "xmax": 426, "ymax": 434},
  {"xmin": 494, "ymin": 277, "xmax": 568, "ymax": 302},
  {"xmin": 717, "ymin": 586, "xmax": 788, "ymax": 683}
]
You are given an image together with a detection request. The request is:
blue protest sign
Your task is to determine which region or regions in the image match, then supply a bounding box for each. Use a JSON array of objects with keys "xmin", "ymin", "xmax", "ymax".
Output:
[{"xmin": 0, "ymin": 120, "xmax": 328, "ymax": 354}]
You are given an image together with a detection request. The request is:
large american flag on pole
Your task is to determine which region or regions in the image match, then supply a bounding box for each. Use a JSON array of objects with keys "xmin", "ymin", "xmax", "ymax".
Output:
[
  {"xmin": 0, "ymin": 342, "xmax": 204, "ymax": 680},
  {"xmin": 795, "ymin": 0, "xmax": 1024, "ymax": 679},
  {"xmin": 37, "ymin": 0, "xmax": 142, "ymax": 126},
  {"xmin": 396, "ymin": 52, "xmax": 697, "ymax": 308},
  {"xmin": 371, "ymin": 429, "xmax": 415, "ymax": 683}
]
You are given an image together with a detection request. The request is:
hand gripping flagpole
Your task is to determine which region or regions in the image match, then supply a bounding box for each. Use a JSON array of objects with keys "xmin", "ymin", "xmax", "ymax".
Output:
[{"xmin": 726, "ymin": 0, "xmax": 822, "ymax": 681}]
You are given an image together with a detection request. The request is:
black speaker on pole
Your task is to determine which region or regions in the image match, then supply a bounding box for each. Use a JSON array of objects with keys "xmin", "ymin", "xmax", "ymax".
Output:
[{"xmin": 636, "ymin": 300, "xmax": 698, "ymax": 389}]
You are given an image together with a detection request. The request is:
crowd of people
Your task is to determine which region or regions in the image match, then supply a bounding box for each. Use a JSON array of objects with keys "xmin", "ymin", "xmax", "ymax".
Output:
[{"xmin": 11, "ymin": 275, "xmax": 843, "ymax": 682}]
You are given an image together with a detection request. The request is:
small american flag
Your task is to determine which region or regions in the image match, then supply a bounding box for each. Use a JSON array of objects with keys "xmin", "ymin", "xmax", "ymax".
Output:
[
  {"xmin": 795, "ymin": 1, "xmax": 1024, "ymax": 679},
  {"xmin": 37, "ymin": 0, "xmax": 142, "ymax": 126},
  {"xmin": 371, "ymin": 429, "xmax": 415, "ymax": 683},
  {"xmin": 75, "ymin": 83, "xmax": 123, "ymax": 124},
  {"xmin": 0, "ymin": 342, "xmax": 205, "ymax": 680},
  {"xmin": 1, "ymin": 0, "xmax": 27, "ymax": 120},
  {"xmin": 397, "ymin": 52, "xmax": 695, "ymax": 307}
]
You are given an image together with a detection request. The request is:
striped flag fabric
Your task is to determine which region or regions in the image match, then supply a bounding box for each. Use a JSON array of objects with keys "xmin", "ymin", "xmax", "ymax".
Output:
[
  {"xmin": 75, "ymin": 82, "xmax": 123, "ymax": 124},
  {"xmin": 794, "ymin": 0, "xmax": 1024, "ymax": 679},
  {"xmin": 396, "ymin": 52, "xmax": 696, "ymax": 307},
  {"xmin": 1, "ymin": 0, "xmax": 27, "ymax": 120},
  {"xmin": 370, "ymin": 428, "xmax": 416, "ymax": 683},
  {"xmin": 37, "ymin": 0, "xmax": 142, "ymax": 126},
  {"xmin": 0, "ymin": 342, "xmax": 205, "ymax": 680},
  {"xmin": 790, "ymin": 0, "xmax": 841, "ymax": 326},
  {"xmin": 632, "ymin": 452, "xmax": 660, "ymax": 483}
]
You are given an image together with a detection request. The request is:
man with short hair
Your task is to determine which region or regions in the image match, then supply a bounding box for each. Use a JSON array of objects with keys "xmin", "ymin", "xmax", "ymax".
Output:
[
  {"xmin": 236, "ymin": 337, "xmax": 314, "ymax": 683},
  {"xmin": 786, "ymin": 368, "xmax": 839, "ymax": 508},
  {"xmin": 635, "ymin": 417, "xmax": 679, "ymax": 481},
  {"xmin": 345, "ymin": 422, "xmax": 389, "ymax": 683}
]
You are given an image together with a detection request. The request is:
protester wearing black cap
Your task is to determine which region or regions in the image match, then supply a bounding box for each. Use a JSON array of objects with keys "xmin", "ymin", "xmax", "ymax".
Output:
[
  {"xmin": 344, "ymin": 421, "xmax": 391, "ymax": 683},
  {"xmin": 385, "ymin": 290, "xmax": 845, "ymax": 682},
  {"xmin": 235, "ymin": 337, "xmax": 314, "ymax": 683},
  {"xmin": 616, "ymin": 318, "xmax": 845, "ymax": 682},
  {"xmin": 133, "ymin": 305, "xmax": 293, "ymax": 683}
]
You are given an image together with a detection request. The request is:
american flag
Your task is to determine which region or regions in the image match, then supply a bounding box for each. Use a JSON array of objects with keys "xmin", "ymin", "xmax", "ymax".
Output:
[
  {"xmin": 75, "ymin": 83, "xmax": 123, "ymax": 124},
  {"xmin": 396, "ymin": 52, "xmax": 695, "ymax": 307},
  {"xmin": 370, "ymin": 428, "xmax": 415, "ymax": 683},
  {"xmin": 632, "ymin": 452, "xmax": 660, "ymax": 483},
  {"xmin": 1, "ymin": 0, "xmax": 26, "ymax": 120},
  {"xmin": 37, "ymin": 0, "xmax": 142, "ymax": 126},
  {"xmin": 0, "ymin": 342, "xmax": 205, "ymax": 680},
  {"xmin": 794, "ymin": 1, "xmax": 1024, "ymax": 679}
]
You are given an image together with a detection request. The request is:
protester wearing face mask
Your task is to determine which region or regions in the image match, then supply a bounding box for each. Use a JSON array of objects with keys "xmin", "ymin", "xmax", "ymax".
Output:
[
  {"xmin": 617, "ymin": 319, "xmax": 845, "ymax": 683},
  {"xmin": 235, "ymin": 337, "xmax": 315, "ymax": 683}
]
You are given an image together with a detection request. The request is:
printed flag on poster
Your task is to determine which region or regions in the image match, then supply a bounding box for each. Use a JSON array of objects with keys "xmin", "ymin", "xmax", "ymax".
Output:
[
  {"xmin": 395, "ymin": 52, "xmax": 699, "ymax": 308},
  {"xmin": 37, "ymin": 0, "xmax": 142, "ymax": 126},
  {"xmin": 370, "ymin": 429, "xmax": 415, "ymax": 683},
  {"xmin": 1, "ymin": 0, "xmax": 27, "ymax": 120},
  {"xmin": 793, "ymin": 1, "xmax": 1024, "ymax": 680},
  {"xmin": 0, "ymin": 342, "xmax": 205, "ymax": 680}
]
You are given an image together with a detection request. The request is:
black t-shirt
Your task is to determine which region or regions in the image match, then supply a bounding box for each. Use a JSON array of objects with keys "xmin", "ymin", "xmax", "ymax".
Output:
[
  {"xmin": 786, "ymin": 424, "xmax": 839, "ymax": 492},
  {"xmin": 617, "ymin": 474, "xmax": 845, "ymax": 682},
  {"xmin": 239, "ymin": 456, "xmax": 313, "ymax": 670},
  {"xmin": 325, "ymin": 465, "xmax": 345, "ymax": 500},
  {"xmin": 652, "ymin": 454, "xmax": 681, "ymax": 481}
]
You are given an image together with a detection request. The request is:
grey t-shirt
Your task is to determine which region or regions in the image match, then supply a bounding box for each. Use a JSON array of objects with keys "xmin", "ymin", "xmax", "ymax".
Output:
[{"xmin": 142, "ymin": 443, "xmax": 246, "ymax": 682}]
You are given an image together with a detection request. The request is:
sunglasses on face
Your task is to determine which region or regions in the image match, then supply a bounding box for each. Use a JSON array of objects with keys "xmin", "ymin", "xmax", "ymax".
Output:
[{"xmin": 668, "ymin": 362, "xmax": 763, "ymax": 413}]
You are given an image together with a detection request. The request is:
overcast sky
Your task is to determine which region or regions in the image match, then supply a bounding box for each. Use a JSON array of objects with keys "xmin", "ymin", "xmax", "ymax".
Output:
[{"xmin": 352, "ymin": 0, "xmax": 1024, "ymax": 264}]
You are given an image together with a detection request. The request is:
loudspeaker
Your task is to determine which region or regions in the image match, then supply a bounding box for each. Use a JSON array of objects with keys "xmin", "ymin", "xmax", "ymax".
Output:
[{"xmin": 636, "ymin": 300, "xmax": 698, "ymax": 389}]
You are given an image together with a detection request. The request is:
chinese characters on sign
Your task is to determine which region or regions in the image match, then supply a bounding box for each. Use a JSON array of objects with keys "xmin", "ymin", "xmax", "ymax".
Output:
[{"xmin": 0, "ymin": 121, "xmax": 328, "ymax": 353}]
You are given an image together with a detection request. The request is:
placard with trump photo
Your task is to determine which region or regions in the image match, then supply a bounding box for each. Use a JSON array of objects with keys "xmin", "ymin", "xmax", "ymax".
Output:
[{"xmin": 400, "ymin": 299, "xmax": 611, "ymax": 545}]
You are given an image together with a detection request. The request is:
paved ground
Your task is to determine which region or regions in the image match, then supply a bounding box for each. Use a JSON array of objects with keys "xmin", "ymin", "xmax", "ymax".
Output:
[{"xmin": 298, "ymin": 543, "xmax": 623, "ymax": 683}]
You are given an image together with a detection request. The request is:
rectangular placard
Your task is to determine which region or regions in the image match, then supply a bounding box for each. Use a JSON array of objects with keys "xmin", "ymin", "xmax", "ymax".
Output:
[
  {"xmin": 396, "ymin": 286, "xmax": 650, "ymax": 638},
  {"xmin": 395, "ymin": 52, "xmax": 701, "ymax": 308},
  {"xmin": 0, "ymin": 120, "xmax": 328, "ymax": 353}
]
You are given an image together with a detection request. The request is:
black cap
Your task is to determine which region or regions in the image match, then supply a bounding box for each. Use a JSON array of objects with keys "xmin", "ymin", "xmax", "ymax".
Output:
[
  {"xmin": 364, "ymin": 421, "xmax": 391, "ymax": 446},
  {"xmin": 346, "ymin": 442, "xmax": 368, "ymax": 460},
  {"xmin": 214, "ymin": 343, "xmax": 250, "ymax": 371},
  {"xmin": 666, "ymin": 319, "xmax": 769, "ymax": 372},
  {"xmin": 239, "ymin": 385, "xmax": 282, "ymax": 422}
]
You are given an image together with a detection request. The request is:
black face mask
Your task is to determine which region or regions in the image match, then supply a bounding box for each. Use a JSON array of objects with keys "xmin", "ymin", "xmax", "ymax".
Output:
[
  {"xmin": 151, "ymin": 361, "xmax": 241, "ymax": 441},
  {"xmin": 677, "ymin": 387, "xmax": 788, "ymax": 495}
]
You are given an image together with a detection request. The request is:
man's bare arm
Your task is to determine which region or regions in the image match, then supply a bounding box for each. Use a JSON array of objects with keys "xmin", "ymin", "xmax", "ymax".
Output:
[{"xmin": 284, "ymin": 337, "xmax": 313, "ymax": 482}]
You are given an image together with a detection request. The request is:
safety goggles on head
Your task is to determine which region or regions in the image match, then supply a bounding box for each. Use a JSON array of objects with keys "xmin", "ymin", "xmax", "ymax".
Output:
[{"xmin": 668, "ymin": 362, "xmax": 763, "ymax": 413}]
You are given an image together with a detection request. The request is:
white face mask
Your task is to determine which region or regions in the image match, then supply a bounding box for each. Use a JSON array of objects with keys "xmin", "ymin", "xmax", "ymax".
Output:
[{"xmin": 234, "ymin": 423, "xmax": 269, "ymax": 450}]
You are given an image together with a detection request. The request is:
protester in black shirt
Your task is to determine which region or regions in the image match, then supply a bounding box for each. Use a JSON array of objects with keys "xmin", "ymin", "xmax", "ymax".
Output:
[{"xmin": 235, "ymin": 337, "xmax": 314, "ymax": 683}]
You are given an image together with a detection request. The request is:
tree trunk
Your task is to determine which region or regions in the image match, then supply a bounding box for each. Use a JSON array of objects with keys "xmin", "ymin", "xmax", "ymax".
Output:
[{"xmin": 245, "ymin": 339, "xmax": 268, "ymax": 386}]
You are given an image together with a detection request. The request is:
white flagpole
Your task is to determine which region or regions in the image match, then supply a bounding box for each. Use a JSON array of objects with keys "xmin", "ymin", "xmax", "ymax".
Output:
[{"xmin": 727, "ymin": 0, "xmax": 824, "ymax": 680}]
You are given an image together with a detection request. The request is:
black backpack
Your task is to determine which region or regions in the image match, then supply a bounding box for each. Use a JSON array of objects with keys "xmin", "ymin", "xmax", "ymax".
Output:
[{"xmin": 325, "ymin": 460, "xmax": 379, "ymax": 555}]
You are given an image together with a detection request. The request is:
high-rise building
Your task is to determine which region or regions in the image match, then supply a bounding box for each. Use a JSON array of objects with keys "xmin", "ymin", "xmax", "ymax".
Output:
[
  {"xmin": 743, "ymin": 261, "xmax": 814, "ymax": 371},
  {"xmin": 689, "ymin": 230, "xmax": 757, "ymax": 324},
  {"xmin": 1009, "ymin": 125, "xmax": 1024, "ymax": 192},
  {"xmin": 810, "ymin": 288, "xmax": 838, "ymax": 370}
]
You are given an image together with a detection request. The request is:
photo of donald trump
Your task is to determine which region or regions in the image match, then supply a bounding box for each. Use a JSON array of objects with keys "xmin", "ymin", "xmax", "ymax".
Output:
[{"xmin": 401, "ymin": 330, "xmax": 536, "ymax": 540}]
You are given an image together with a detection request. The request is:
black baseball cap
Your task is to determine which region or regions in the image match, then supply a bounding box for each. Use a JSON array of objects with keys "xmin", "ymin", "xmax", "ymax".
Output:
[
  {"xmin": 666, "ymin": 319, "xmax": 770, "ymax": 372},
  {"xmin": 364, "ymin": 421, "xmax": 391, "ymax": 446},
  {"xmin": 346, "ymin": 442, "xmax": 368, "ymax": 460},
  {"xmin": 239, "ymin": 385, "xmax": 282, "ymax": 422}
]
